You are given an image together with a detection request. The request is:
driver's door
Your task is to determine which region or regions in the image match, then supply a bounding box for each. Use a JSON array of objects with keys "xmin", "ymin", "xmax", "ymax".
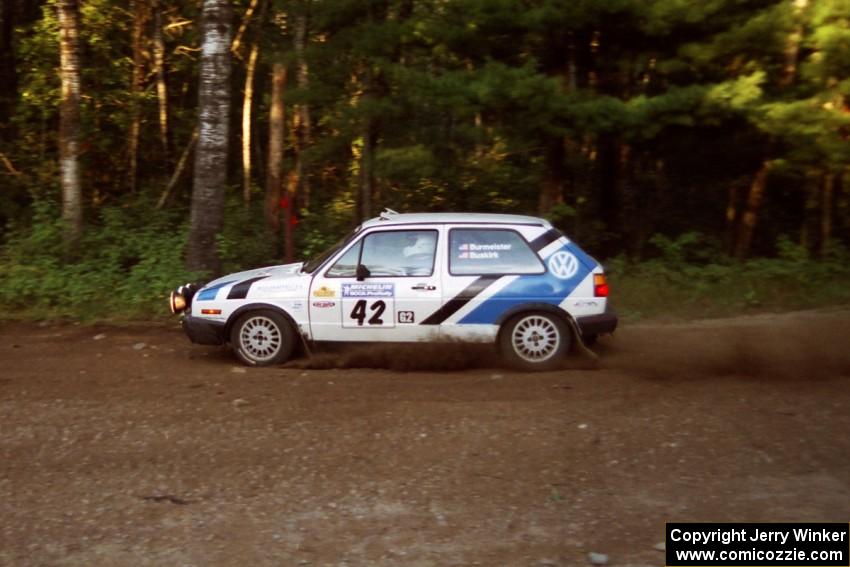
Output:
[{"xmin": 308, "ymin": 227, "xmax": 443, "ymax": 342}]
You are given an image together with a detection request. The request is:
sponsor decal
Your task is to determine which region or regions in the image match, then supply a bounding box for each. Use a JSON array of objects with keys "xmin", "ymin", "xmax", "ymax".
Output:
[
  {"xmin": 573, "ymin": 300, "xmax": 599, "ymax": 308},
  {"xmin": 312, "ymin": 301, "xmax": 336, "ymax": 309},
  {"xmin": 290, "ymin": 301, "xmax": 304, "ymax": 311},
  {"xmin": 457, "ymin": 242, "xmax": 511, "ymax": 260},
  {"xmin": 548, "ymin": 251, "xmax": 580, "ymax": 280},
  {"xmin": 257, "ymin": 281, "xmax": 306, "ymax": 293},
  {"xmin": 342, "ymin": 284, "xmax": 396, "ymax": 328},
  {"xmin": 398, "ymin": 311, "xmax": 415, "ymax": 324},
  {"xmin": 312, "ymin": 285, "xmax": 336, "ymax": 298},
  {"xmin": 342, "ymin": 283, "xmax": 394, "ymax": 298}
]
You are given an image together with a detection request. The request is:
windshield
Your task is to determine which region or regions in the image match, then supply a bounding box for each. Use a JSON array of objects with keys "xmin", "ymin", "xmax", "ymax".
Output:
[{"xmin": 300, "ymin": 227, "xmax": 360, "ymax": 274}]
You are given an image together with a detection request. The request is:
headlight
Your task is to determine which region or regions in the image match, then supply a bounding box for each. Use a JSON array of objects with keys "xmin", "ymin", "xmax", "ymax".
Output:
[
  {"xmin": 169, "ymin": 290, "xmax": 187, "ymax": 314},
  {"xmin": 169, "ymin": 283, "xmax": 198, "ymax": 315}
]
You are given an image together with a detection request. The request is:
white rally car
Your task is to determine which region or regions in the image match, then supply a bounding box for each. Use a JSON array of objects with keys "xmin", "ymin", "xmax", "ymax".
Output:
[{"xmin": 169, "ymin": 211, "xmax": 617, "ymax": 370}]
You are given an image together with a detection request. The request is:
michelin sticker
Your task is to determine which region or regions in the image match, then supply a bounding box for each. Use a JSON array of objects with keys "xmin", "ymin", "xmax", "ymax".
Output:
[
  {"xmin": 342, "ymin": 283, "xmax": 394, "ymax": 298},
  {"xmin": 548, "ymin": 251, "xmax": 579, "ymax": 280},
  {"xmin": 341, "ymin": 283, "xmax": 395, "ymax": 328}
]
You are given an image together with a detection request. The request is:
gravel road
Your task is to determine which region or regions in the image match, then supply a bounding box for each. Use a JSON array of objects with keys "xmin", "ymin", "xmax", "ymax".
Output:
[{"xmin": 1, "ymin": 310, "xmax": 849, "ymax": 566}]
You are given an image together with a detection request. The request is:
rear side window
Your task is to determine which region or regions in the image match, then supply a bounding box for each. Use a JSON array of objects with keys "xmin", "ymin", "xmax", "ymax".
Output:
[{"xmin": 449, "ymin": 229, "xmax": 544, "ymax": 276}]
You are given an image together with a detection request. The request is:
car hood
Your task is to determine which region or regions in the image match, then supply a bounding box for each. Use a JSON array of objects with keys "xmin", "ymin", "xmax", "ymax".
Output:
[{"xmin": 202, "ymin": 262, "xmax": 304, "ymax": 289}]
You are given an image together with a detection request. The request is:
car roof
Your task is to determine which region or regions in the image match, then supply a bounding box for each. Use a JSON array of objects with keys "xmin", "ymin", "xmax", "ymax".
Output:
[{"xmin": 361, "ymin": 211, "xmax": 552, "ymax": 229}]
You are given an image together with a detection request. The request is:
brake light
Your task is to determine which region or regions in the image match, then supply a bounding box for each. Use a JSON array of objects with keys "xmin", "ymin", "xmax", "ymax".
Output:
[{"xmin": 593, "ymin": 274, "xmax": 609, "ymax": 297}]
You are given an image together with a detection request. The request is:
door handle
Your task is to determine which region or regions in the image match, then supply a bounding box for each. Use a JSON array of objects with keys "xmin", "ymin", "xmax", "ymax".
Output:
[{"xmin": 411, "ymin": 284, "xmax": 436, "ymax": 291}]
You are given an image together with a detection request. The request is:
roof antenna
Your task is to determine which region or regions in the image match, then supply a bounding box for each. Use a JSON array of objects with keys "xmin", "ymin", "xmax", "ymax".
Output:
[{"xmin": 379, "ymin": 208, "xmax": 399, "ymax": 220}]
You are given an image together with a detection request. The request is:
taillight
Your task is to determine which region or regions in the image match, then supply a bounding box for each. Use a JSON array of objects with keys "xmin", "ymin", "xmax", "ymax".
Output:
[{"xmin": 593, "ymin": 273, "xmax": 609, "ymax": 297}]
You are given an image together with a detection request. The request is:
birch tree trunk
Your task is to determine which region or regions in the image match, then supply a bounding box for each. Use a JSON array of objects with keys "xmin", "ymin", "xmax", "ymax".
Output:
[
  {"xmin": 265, "ymin": 62, "xmax": 286, "ymax": 234},
  {"xmin": 186, "ymin": 0, "xmax": 233, "ymax": 275},
  {"xmin": 57, "ymin": 0, "xmax": 83, "ymax": 251}
]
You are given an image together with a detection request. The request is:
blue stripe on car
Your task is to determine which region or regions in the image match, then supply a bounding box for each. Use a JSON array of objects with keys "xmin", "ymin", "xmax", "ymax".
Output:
[
  {"xmin": 196, "ymin": 280, "xmax": 237, "ymax": 301},
  {"xmin": 457, "ymin": 242, "xmax": 595, "ymax": 325}
]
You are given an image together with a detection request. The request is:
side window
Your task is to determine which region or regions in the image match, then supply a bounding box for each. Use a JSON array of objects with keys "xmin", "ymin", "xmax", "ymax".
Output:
[
  {"xmin": 449, "ymin": 229, "xmax": 544, "ymax": 275},
  {"xmin": 361, "ymin": 230, "xmax": 438, "ymax": 277},
  {"xmin": 326, "ymin": 241, "xmax": 362, "ymax": 277}
]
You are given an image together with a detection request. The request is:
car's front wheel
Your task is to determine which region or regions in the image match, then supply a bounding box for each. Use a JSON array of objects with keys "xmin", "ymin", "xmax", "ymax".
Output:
[
  {"xmin": 499, "ymin": 312, "xmax": 570, "ymax": 371},
  {"xmin": 230, "ymin": 310, "xmax": 295, "ymax": 366}
]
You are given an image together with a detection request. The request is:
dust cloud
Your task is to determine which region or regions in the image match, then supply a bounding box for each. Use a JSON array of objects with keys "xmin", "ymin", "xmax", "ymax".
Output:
[
  {"xmin": 598, "ymin": 311, "xmax": 850, "ymax": 381},
  {"xmin": 288, "ymin": 311, "xmax": 850, "ymax": 379}
]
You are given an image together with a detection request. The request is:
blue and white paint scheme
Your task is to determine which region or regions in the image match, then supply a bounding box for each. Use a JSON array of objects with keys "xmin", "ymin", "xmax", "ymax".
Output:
[{"xmin": 177, "ymin": 211, "xmax": 615, "ymax": 361}]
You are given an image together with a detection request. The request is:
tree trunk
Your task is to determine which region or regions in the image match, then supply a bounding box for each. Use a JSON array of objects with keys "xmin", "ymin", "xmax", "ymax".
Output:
[
  {"xmin": 724, "ymin": 182, "xmax": 740, "ymax": 255},
  {"xmin": 153, "ymin": 2, "xmax": 169, "ymax": 154},
  {"xmin": 538, "ymin": 136, "xmax": 565, "ymax": 215},
  {"xmin": 265, "ymin": 62, "xmax": 286, "ymax": 234},
  {"xmin": 284, "ymin": 171, "xmax": 297, "ymax": 263},
  {"xmin": 186, "ymin": 0, "xmax": 233, "ymax": 275},
  {"xmin": 242, "ymin": 42, "xmax": 259, "ymax": 205},
  {"xmin": 156, "ymin": 127, "xmax": 198, "ymax": 209},
  {"xmin": 293, "ymin": 9, "xmax": 312, "ymax": 209},
  {"xmin": 780, "ymin": 0, "xmax": 809, "ymax": 87},
  {"xmin": 820, "ymin": 172, "xmax": 834, "ymax": 258},
  {"xmin": 57, "ymin": 0, "xmax": 83, "ymax": 252},
  {"xmin": 0, "ymin": 0, "xmax": 17, "ymax": 126},
  {"xmin": 239, "ymin": 0, "xmax": 266, "ymax": 206},
  {"xmin": 230, "ymin": 0, "xmax": 259, "ymax": 55},
  {"xmin": 597, "ymin": 134, "xmax": 620, "ymax": 254},
  {"xmin": 734, "ymin": 162, "xmax": 770, "ymax": 260},
  {"xmin": 128, "ymin": 0, "xmax": 150, "ymax": 195},
  {"xmin": 359, "ymin": 120, "xmax": 376, "ymax": 221}
]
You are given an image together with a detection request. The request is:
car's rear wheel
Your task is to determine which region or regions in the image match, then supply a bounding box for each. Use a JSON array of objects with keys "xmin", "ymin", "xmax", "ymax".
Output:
[
  {"xmin": 499, "ymin": 312, "xmax": 570, "ymax": 371},
  {"xmin": 230, "ymin": 310, "xmax": 294, "ymax": 366}
]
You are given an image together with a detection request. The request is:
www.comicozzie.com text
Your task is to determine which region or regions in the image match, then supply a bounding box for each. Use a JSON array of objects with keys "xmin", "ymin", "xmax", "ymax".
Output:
[{"xmin": 670, "ymin": 526, "xmax": 848, "ymax": 546}]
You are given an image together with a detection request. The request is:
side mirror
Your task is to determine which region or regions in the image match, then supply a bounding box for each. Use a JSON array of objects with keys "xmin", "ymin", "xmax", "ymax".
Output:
[{"xmin": 356, "ymin": 264, "xmax": 370, "ymax": 281}]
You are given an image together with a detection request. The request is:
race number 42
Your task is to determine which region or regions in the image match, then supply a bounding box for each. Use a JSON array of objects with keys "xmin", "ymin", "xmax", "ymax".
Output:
[
  {"xmin": 349, "ymin": 299, "xmax": 385, "ymax": 326},
  {"xmin": 343, "ymin": 298, "xmax": 395, "ymax": 328}
]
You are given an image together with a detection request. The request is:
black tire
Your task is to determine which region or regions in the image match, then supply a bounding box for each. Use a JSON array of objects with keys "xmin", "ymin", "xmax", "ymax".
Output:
[
  {"xmin": 499, "ymin": 311, "xmax": 571, "ymax": 371},
  {"xmin": 230, "ymin": 310, "xmax": 295, "ymax": 366}
]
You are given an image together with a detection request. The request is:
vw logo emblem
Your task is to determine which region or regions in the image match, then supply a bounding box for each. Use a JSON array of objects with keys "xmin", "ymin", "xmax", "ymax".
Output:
[{"xmin": 548, "ymin": 251, "xmax": 579, "ymax": 280}]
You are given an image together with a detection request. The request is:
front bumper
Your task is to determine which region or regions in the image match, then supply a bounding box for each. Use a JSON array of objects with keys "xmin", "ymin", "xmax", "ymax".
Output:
[
  {"xmin": 575, "ymin": 311, "xmax": 618, "ymax": 337},
  {"xmin": 182, "ymin": 315, "xmax": 226, "ymax": 345}
]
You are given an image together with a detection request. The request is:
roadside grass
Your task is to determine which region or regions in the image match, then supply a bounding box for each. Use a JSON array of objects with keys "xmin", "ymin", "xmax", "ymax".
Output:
[{"xmin": 606, "ymin": 237, "xmax": 850, "ymax": 321}]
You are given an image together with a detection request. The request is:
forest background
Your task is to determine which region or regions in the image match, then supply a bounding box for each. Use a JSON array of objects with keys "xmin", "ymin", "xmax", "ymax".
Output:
[{"xmin": 0, "ymin": 0, "xmax": 849, "ymax": 321}]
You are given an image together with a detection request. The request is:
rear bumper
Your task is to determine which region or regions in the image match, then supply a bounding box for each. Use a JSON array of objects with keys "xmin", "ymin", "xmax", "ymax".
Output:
[
  {"xmin": 182, "ymin": 315, "xmax": 226, "ymax": 345},
  {"xmin": 575, "ymin": 311, "xmax": 618, "ymax": 337}
]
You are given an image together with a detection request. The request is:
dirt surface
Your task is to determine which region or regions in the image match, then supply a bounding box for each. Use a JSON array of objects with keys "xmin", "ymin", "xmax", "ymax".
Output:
[{"xmin": 2, "ymin": 310, "xmax": 850, "ymax": 566}]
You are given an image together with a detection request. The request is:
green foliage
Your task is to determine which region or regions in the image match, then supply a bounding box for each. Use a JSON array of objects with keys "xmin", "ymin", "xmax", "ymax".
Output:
[
  {"xmin": 609, "ymin": 233, "xmax": 850, "ymax": 320},
  {"xmin": 0, "ymin": 201, "xmax": 202, "ymax": 320},
  {"xmin": 2, "ymin": 0, "xmax": 850, "ymax": 322}
]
